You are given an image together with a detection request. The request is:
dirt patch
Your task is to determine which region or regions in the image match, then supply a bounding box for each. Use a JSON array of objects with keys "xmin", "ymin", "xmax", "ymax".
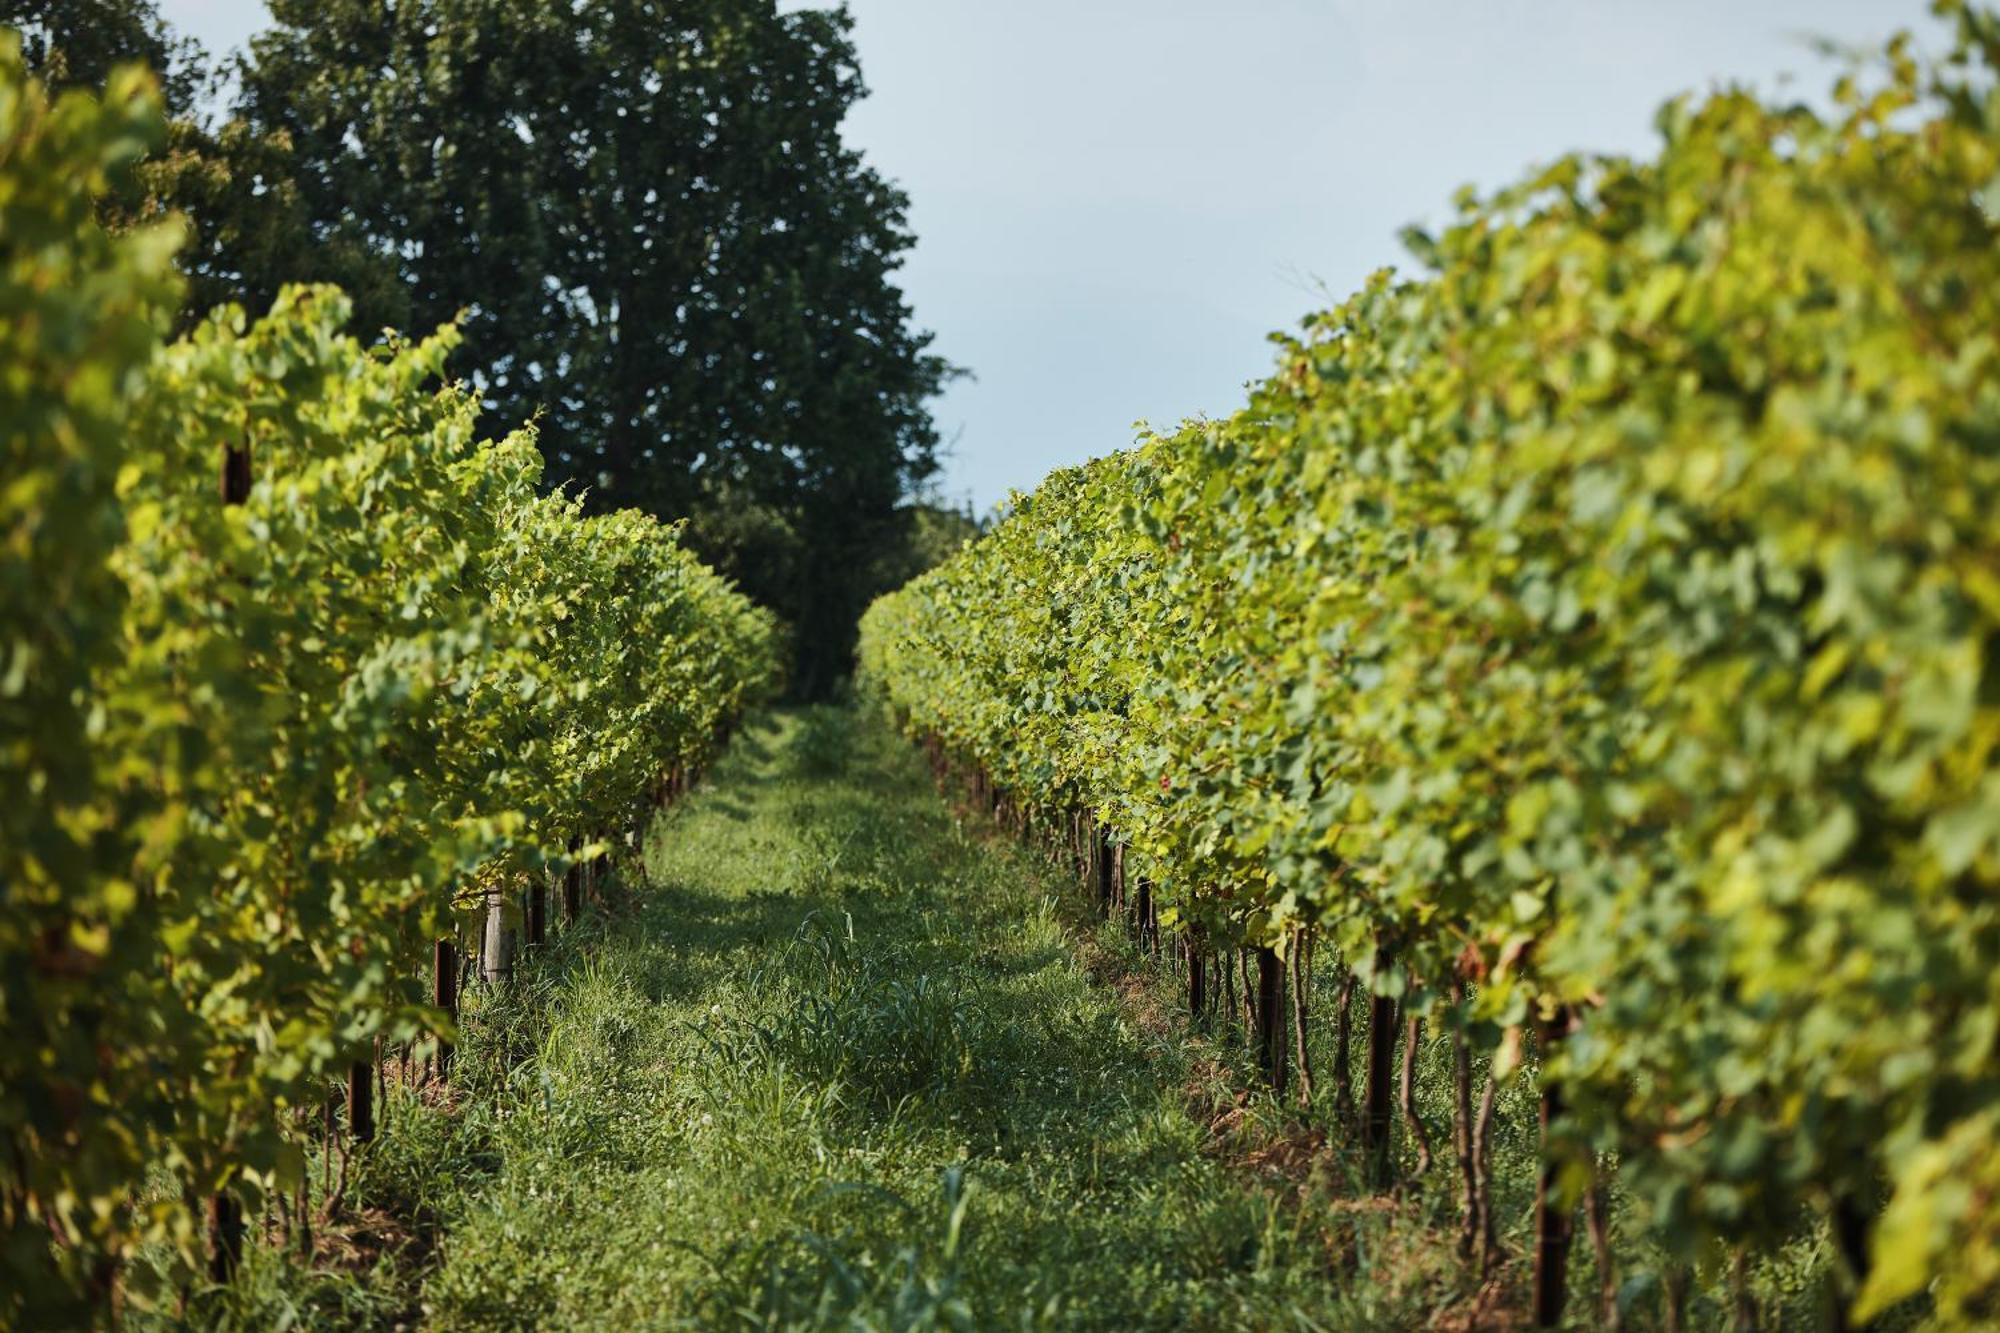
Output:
[
  {"xmin": 380, "ymin": 1048, "xmax": 465, "ymax": 1113},
  {"xmin": 1072, "ymin": 931, "xmax": 1179, "ymax": 1044},
  {"xmin": 307, "ymin": 1201, "xmax": 432, "ymax": 1274},
  {"xmin": 1423, "ymin": 1267, "xmax": 1529, "ymax": 1332}
]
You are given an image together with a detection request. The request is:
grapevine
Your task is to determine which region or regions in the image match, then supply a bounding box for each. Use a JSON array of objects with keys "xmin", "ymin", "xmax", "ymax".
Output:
[
  {"xmin": 0, "ymin": 41, "xmax": 778, "ymax": 1321},
  {"xmin": 861, "ymin": 11, "xmax": 2000, "ymax": 1323}
]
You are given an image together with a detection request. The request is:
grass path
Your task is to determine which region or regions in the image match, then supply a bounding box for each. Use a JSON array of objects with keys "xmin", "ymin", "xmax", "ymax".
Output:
[
  {"xmin": 237, "ymin": 706, "xmax": 1419, "ymax": 1330},
  {"xmin": 186, "ymin": 705, "xmax": 1875, "ymax": 1332}
]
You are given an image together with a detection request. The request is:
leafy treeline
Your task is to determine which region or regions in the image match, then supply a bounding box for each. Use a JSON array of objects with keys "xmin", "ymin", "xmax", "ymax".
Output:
[
  {"xmin": 861, "ymin": 10, "xmax": 2000, "ymax": 1327},
  {"xmin": 1, "ymin": 47, "xmax": 776, "ymax": 1324},
  {"xmin": 8, "ymin": 0, "xmax": 953, "ymax": 695}
]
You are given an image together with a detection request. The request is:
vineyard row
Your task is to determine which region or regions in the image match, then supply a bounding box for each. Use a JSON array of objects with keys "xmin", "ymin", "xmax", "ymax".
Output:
[
  {"xmin": 859, "ymin": 14, "xmax": 2000, "ymax": 1328},
  {"xmin": 2, "ymin": 49, "xmax": 780, "ymax": 1323}
]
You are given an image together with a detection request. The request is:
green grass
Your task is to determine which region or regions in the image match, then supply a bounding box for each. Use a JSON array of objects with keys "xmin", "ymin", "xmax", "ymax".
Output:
[
  {"xmin": 159, "ymin": 708, "xmax": 1419, "ymax": 1329},
  {"xmin": 141, "ymin": 704, "xmax": 1865, "ymax": 1330}
]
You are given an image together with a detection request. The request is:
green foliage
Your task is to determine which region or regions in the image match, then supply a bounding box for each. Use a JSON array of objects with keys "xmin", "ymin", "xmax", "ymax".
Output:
[
  {"xmin": 861, "ymin": 7, "xmax": 2000, "ymax": 1323},
  {"xmin": 5, "ymin": 0, "xmax": 207, "ymax": 115},
  {"xmin": 0, "ymin": 29, "xmax": 183, "ymax": 1312},
  {"xmin": 201, "ymin": 710, "xmax": 1421, "ymax": 1331},
  {"xmin": 10, "ymin": 0, "xmax": 955, "ymax": 695},
  {"xmin": 5, "ymin": 1, "xmax": 404, "ymax": 328},
  {"xmin": 234, "ymin": 0, "xmax": 956, "ymax": 695},
  {"xmin": 0, "ymin": 48, "xmax": 778, "ymax": 1324},
  {"xmin": 867, "ymin": 498, "xmax": 987, "ymax": 596}
]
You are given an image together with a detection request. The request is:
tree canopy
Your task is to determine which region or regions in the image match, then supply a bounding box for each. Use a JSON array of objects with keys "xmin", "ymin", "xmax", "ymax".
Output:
[
  {"xmin": 8, "ymin": 0, "xmax": 957, "ymax": 693},
  {"xmin": 237, "ymin": 0, "xmax": 954, "ymax": 694},
  {"xmin": 5, "ymin": 0, "xmax": 204, "ymax": 112}
]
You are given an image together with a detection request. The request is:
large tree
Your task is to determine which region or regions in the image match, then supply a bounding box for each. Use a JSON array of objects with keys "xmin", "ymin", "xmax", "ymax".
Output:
[
  {"xmin": 5, "ymin": 0, "xmax": 204, "ymax": 111},
  {"xmin": 237, "ymin": 0, "xmax": 953, "ymax": 695},
  {"xmin": 5, "ymin": 0, "xmax": 406, "ymax": 327}
]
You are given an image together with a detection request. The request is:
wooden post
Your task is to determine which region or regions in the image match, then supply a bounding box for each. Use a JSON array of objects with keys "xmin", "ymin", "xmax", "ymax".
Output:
[
  {"xmin": 563, "ymin": 860, "xmax": 582, "ymax": 924},
  {"xmin": 1532, "ymin": 1006, "xmax": 1576, "ymax": 1327},
  {"xmin": 1585, "ymin": 1166, "xmax": 1620, "ymax": 1330},
  {"xmin": 1664, "ymin": 1264, "xmax": 1692, "ymax": 1333},
  {"xmin": 207, "ymin": 1190, "xmax": 243, "ymax": 1283},
  {"xmin": 1401, "ymin": 1014, "xmax": 1435, "ymax": 1173},
  {"xmin": 1363, "ymin": 942, "xmax": 1400, "ymax": 1188},
  {"xmin": 1254, "ymin": 945, "xmax": 1287, "ymax": 1092},
  {"xmin": 1093, "ymin": 825, "xmax": 1113, "ymax": 916},
  {"xmin": 1830, "ymin": 1191, "xmax": 1874, "ymax": 1331},
  {"xmin": 482, "ymin": 887, "xmax": 514, "ymax": 986},
  {"xmin": 434, "ymin": 937, "xmax": 458, "ymax": 1076},
  {"xmin": 220, "ymin": 441, "xmax": 251, "ymax": 505},
  {"xmin": 1730, "ymin": 1250, "xmax": 1756, "ymax": 1332},
  {"xmin": 1334, "ymin": 968, "xmax": 1357, "ymax": 1125},
  {"xmin": 1451, "ymin": 976, "xmax": 1480, "ymax": 1258},
  {"xmin": 347, "ymin": 1058, "xmax": 375, "ymax": 1144},
  {"xmin": 528, "ymin": 878, "xmax": 547, "ymax": 949},
  {"xmin": 1188, "ymin": 935, "xmax": 1206, "ymax": 1023},
  {"xmin": 1474, "ymin": 1058, "xmax": 1501, "ymax": 1269}
]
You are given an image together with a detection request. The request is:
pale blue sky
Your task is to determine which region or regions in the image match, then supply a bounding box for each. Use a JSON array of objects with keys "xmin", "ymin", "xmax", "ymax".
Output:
[{"xmin": 159, "ymin": 1, "xmax": 1931, "ymax": 513}]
